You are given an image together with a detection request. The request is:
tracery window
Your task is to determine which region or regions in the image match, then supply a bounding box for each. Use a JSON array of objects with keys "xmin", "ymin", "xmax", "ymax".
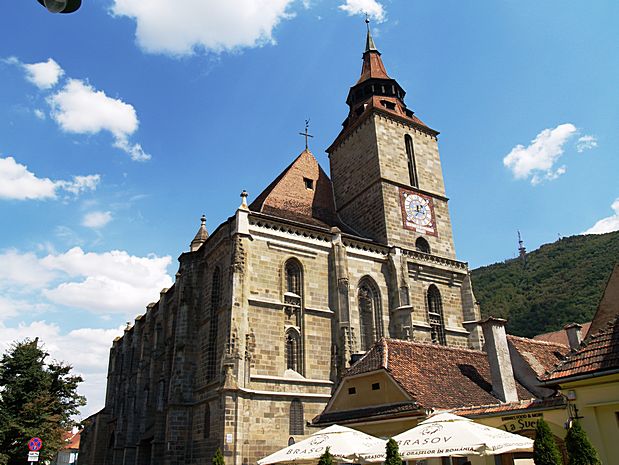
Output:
[
  {"xmin": 289, "ymin": 399, "xmax": 304, "ymax": 435},
  {"xmin": 405, "ymin": 134, "xmax": 418, "ymax": 188},
  {"xmin": 285, "ymin": 328, "xmax": 301, "ymax": 372},
  {"xmin": 285, "ymin": 260, "xmax": 302, "ymax": 295},
  {"xmin": 427, "ymin": 285, "xmax": 446, "ymax": 345},
  {"xmin": 207, "ymin": 267, "xmax": 221, "ymax": 381},
  {"xmin": 358, "ymin": 278, "xmax": 383, "ymax": 351}
]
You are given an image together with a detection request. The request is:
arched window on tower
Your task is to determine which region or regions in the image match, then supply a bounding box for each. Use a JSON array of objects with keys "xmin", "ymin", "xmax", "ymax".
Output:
[
  {"xmin": 415, "ymin": 237, "xmax": 431, "ymax": 254},
  {"xmin": 285, "ymin": 259, "xmax": 302, "ymax": 295},
  {"xmin": 427, "ymin": 285, "xmax": 446, "ymax": 345},
  {"xmin": 207, "ymin": 267, "xmax": 221, "ymax": 381},
  {"xmin": 289, "ymin": 399, "xmax": 304, "ymax": 435},
  {"xmin": 285, "ymin": 328, "xmax": 301, "ymax": 372},
  {"xmin": 358, "ymin": 278, "xmax": 383, "ymax": 351},
  {"xmin": 405, "ymin": 134, "xmax": 418, "ymax": 188}
]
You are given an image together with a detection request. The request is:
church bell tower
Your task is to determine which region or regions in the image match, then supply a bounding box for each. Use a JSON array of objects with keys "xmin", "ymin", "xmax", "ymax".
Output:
[{"xmin": 328, "ymin": 22, "xmax": 457, "ymax": 259}]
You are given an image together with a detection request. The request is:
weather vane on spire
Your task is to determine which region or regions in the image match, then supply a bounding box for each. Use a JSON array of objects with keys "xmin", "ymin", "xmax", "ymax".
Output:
[{"xmin": 299, "ymin": 119, "xmax": 313, "ymax": 150}]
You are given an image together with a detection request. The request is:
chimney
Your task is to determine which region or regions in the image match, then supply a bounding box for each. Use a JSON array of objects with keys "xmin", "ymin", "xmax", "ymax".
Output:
[
  {"xmin": 480, "ymin": 317, "xmax": 518, "ymax": 403},
  {"xmin": 564, "ymin": 323, "xmax": 583, "ymax": 351}
]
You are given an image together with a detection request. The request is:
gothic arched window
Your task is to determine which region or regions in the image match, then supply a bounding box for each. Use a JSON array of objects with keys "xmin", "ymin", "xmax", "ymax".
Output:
[
  {"xmin": 415, "ymin": 237, "xmax": 431, "ymax": 254},
  {"xmin": 207, "ymin": 267, "xmax": 222, "ymax": 381},
  {"xmin": 358, "ymin": 278, "xmax": 383, "ymax": 351},
  {"xmin": 285, "ymin": 329, "xmax": 301, "ymax": 372},
  {"xmin": 405, "ymin": 134, "xmax": 418, "ymax": 188},
  {"xmin": 289, "ymin": 399, "xmax": 304, "ymax": 435},
  {"xmin": 427, "ymin": 285, "xmax": 446, "ymax": 345},
  {"xmin": 203, "ymin": 403, "xmax": 211, "ymax": 438},
  {"xmin": 285, "ymin": 259, "xmax": 302, "ymax": 296}
]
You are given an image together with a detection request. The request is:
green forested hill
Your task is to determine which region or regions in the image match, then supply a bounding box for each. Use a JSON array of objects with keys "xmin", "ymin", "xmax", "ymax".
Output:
[{"xmin": 471, "ymin": 231, "xmax": 619, "ymax": 338}]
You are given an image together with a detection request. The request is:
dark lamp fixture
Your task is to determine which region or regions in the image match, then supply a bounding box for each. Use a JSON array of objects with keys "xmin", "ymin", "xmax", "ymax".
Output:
[{"xmin": 37, "ymin": 0, "xmax": 81, "ymax": 13}]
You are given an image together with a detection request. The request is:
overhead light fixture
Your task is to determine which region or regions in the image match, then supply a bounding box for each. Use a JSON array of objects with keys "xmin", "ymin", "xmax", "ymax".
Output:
[{"xmin": 36, "ymin": 0, "xmax": 81, "ymax": 14}]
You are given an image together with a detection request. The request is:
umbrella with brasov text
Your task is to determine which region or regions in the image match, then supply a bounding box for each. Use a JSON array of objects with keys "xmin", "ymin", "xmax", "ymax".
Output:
[{"xmin": 359, "ymin": 412, "xmax": 534, "ymax": 462}]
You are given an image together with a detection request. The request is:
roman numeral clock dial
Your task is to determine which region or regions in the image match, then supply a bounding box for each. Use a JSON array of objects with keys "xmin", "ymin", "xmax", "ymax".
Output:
[{"xmin": 400, "ymin": 188, "xmax": 438, "ymax": 237}]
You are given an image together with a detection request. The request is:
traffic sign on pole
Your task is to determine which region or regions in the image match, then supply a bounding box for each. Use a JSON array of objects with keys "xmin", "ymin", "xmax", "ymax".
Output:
[{"xmin": 28, "ymin": 437, "xmax": 43, "ymax": 451}]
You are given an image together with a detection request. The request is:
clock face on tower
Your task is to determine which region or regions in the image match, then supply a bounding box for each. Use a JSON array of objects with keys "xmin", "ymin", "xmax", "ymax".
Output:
[{"xmin": 400, "ymin": 188, "xmax": 438, "ymax": 236}]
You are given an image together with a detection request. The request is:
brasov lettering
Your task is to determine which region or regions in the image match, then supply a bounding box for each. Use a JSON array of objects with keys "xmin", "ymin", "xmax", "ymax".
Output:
[
  {"xmin": 399, "ymin": 436, "xmax": 453, "ymax": 446},
  {"xmin": 286, "ymin": 447, "xmax": 325, "ymax": 455}
]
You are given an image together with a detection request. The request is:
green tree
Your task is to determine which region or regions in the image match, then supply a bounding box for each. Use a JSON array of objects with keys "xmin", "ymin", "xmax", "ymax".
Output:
[
  {"xmin": 0, "ymin": 339, "xmax": 85, "ymax": 465},
  {"xmin": 212, "ymin": 448, "xmax": 225, "ymax": 465},
  {"xmin": 533, "ymin": 419, "xmax": 563, "ymax": 465},
  {"xmin": 565, "ymin": 420, "xmax": 600, "ymax": 465},
  {"xmin": 317, "ymin": 447, "xmax": 333, "ymax": 465},
  {"xmin": 385, "ymin": 438, "xmax": 402, "ymax": 465}
]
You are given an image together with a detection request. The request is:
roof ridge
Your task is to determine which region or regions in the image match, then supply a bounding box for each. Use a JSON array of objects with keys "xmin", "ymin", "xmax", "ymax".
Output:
[
  {"xmin": 507, "ymin": 334, "xmax": 568, "ymax": 348},
  {"xmin": 383, "ymin": 337, "xmax": 486, "ymax": 355}
]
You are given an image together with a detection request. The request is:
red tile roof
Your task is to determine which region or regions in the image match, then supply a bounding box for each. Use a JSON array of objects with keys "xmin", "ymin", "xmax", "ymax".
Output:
[
  {"xmin": 534, "ymin": 323, "xmax": 591, "ymax": 346},
  {"xmin": 452, "ymin": 397, "xmax": 566, "ymax": 418},
  {"xmin": 346, "ymin": 339, "xmax": 534, "ymax": 410},
  {"xmin": 357, "ymin": 50, "xmax": 391, "ymax": 84},
  {"xmin": 544, "ymin": 315, "xmax": 619, "ymax": 382},
  {"xmin": 61, "ymin": 430, "xmax": 80, "ymax": 450},
  {"xmin": 507, "ymin": 335, "xmax": 569, "ymax": 378},
  {"xmin": 249, "ymin": 149, "xmax": 343, "ymax": 230}
]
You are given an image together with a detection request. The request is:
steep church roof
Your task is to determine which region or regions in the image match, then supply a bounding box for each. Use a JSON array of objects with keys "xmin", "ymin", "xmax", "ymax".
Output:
[
  {"xmin": 249, "ymin": 149, "xmax": 342, "ymax": 229},
  {"xmin": 586, "ymin": 263, "xmax": 619, "ymax": 338}
]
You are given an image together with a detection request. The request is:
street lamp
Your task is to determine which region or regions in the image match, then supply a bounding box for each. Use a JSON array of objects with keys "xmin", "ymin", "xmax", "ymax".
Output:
[{"xmin": 36, "ymin": 0, "xmax": 81, "ymax": 13}]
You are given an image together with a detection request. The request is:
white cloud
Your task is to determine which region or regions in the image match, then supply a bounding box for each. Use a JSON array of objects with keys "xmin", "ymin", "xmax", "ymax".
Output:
[
  {"xmin": 110, "ymin": 0, "xmax": 294, "ymax": 56},
  {"xmin": 339, "ymin": 0, "xmax": 385, "ymax": 21},
  {"xmin": 503, "ymin": 123, "xmax": 577, "ymax": 185},
  {"xmin": 582, "ymin": 198, "xmax": 619, "ymax": 235},
  {"xmin": 0, "ymin": 156, "xmax": 57, "ymax": 200},
  {"xmin": 0, "ymin": 321, "xmax": 124, "ymax": 417},
  {"xmin": 48, "ymin": 79, "xmax": 150, "ymax": 161},
  {"xmin": 22, "ymin": 58, "xmax": 65, "ymax": 90},
  {"xmin": 0, "ymin": 156, "xmax": 100, "ymax": 200},
  {"xmin": 576, "ymin": 134, "xmax": 598, "ymax": 153},
  {"xmin": 0, "ymin": 247, "xmax": 173, "ymax": 315},
  {"xmin": 34, "ymin": 109, "xmax": 46, "ymax": 120},
  {"xmin": 82, "ymin": 211, "xmax": 112, "ymax": 229}
]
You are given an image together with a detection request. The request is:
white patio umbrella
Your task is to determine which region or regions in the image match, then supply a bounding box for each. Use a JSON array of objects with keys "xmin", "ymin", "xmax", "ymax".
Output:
[
  {"xmin": 257, "ymin": 424, "xmax": 386, "ymax": 464},
  {"xmin": 360, "ymin": 412, "xmax": 534, "ymax": 462}
]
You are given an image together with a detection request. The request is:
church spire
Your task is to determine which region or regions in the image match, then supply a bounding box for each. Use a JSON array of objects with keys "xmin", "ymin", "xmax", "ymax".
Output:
[
  {"xmin": 365, "ymin": 16, "xmax": 377, "ymax": 52},
  {"xmin": 190, "ymin": 214, "xmax": 209, "ymax": 251}
]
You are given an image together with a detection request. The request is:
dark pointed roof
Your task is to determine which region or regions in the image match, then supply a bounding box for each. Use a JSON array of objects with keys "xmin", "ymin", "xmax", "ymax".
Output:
[{"xmin": 249, "ymin": 149, "xmax": 345, "ymax": 230}]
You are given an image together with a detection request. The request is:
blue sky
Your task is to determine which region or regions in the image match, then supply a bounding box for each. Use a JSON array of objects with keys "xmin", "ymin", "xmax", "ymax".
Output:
[{"xmin": 1, "ymin": 0, "xmax": 618, "ymax": 416}]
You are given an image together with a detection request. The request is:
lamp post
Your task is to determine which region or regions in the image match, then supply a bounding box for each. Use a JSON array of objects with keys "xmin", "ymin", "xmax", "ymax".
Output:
[{"xmin": 36, "ymin": 0, "xmax": 81, "ymax": 13}]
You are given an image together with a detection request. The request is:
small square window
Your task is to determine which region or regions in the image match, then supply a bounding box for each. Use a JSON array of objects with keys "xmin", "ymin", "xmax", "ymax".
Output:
[
  {"xmin": 348, "ymin": 387, "xmax": 356, "ymax": 395},
  {"xmin": 372, "ymin": 382, "xmax": 380, "ymax": 390},
  {"xmin": 304, "ymin": 178, "xmax": 314, "ymax": 190}
]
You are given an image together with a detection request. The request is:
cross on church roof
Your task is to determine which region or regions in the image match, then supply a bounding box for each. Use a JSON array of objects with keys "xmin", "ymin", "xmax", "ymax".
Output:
[{"xmin": 299, "ymin": 119, "xmax": 313, "ymax": 150}]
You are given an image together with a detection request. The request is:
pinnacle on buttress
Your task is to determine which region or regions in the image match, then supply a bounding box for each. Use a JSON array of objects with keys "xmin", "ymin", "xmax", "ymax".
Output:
[{"xmin": 190, "ymin": 214, "xmax": 209, "ymax": 252}]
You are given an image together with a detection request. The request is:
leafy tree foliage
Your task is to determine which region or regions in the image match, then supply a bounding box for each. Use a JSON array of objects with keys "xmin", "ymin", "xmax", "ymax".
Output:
[
  {"xmin": 533, "ymin": 419, "xmax": 563, "ymax": 465},
  {"xmin": 317, "ymin": 447, "xmax": 333, "ymax": 465},
  {"xmin": 472, "ymin": 231, "xmax": 619, "ymax": 337},
  {"xmin": 212, "ymin": 448, "xmax": 225, "ymax": 465},
  {"xmin": 385, "ymin": 438, "xmax": 402, "ymax": 465},
  {"xmin": 0, "ymin": 339, "xmax": 85, "ymax": 465},
  {"xmin": 565, "ymin": 420, "xmax": 600, "ymax": 465}
]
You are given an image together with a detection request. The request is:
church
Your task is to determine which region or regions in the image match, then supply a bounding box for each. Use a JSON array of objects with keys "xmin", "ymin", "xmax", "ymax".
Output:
[{"xmin": 78, "ymin": 24, "xmax": 483, "ymax": 465}]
